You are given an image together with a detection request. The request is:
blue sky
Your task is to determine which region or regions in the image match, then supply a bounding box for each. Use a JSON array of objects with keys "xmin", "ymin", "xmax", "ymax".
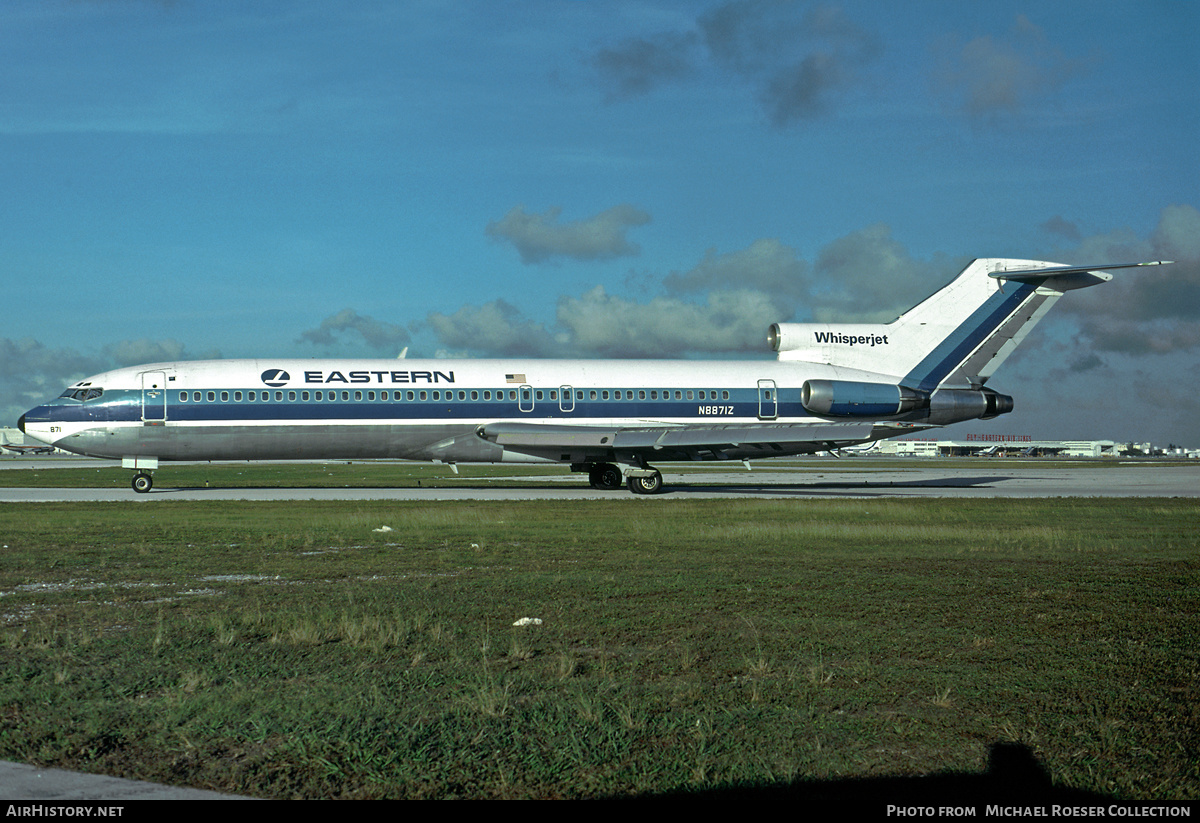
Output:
[{"xmin": 3, "ymin": 1, "xmax": 1198, "ymax": 444}]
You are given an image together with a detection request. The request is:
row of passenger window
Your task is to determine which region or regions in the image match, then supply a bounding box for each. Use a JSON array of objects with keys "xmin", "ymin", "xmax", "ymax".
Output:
[{"xmin": 178, "ymin": 388, "xmax": 733, "ymax": 403}]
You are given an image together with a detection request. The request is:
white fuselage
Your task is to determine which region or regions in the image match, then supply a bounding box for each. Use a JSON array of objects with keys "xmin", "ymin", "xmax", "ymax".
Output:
[{"xmin": 19, "ymin": 357, "xmax": 901, "ymax": 465}]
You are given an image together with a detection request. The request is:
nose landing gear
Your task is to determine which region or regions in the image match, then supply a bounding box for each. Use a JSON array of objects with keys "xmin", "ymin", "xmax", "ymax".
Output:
[{"xmin": 122, "ymin": 457, "xmax": 158, "ymax": 494}]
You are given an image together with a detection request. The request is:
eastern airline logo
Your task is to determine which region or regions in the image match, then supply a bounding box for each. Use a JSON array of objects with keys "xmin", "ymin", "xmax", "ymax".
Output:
[{"xmin": 261, "ymin": 369, "xmax": 291, "ymax": 387}]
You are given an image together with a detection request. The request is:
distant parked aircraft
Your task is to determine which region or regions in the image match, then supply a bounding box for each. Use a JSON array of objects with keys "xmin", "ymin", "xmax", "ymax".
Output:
[
  {"xmin": 0, "ymin": 442, "xmax": 55, "ymax": 455},
  {"xmin": 0, "ymin": 431, "xmax": 55, "ymax": 455}
]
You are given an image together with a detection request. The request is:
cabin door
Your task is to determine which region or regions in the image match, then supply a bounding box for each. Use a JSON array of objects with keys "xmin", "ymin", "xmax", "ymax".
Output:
[
  {"xmin": 757, "ymin": 379, "xmax": 778, "ymax": 420},
  {"xmin": 140, "ymin": 371, "xmax": 168, "ymax": 424}
]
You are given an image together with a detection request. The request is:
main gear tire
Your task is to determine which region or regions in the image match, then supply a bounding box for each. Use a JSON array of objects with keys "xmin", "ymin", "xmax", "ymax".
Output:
[
  {"xmin": 589, "ymin": 463, "xmax": 624, "ymax": 490},
  {"xmin": 626, "ymin": 471, "xmax": 663, "ymax": 495}
]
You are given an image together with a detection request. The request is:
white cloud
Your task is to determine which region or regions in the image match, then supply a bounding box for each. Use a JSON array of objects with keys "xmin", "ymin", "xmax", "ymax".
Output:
[
  {"xmin": 591, "ymin": 0, "xmax": 882, "ymax": 128},
  {"xmin": 664, "ymin": 237, "xmax": 808, "ymax": 303},
  {"xmin": 933, "ymin": 14, "xmax": 1089, "ymax": 122},
  {"xmin": 556, "ymin": 286, "xmax": 778, "ymax": 357},
  {"xmin": 486, "ymin": 204, "xmax": 651, "ymax": 264},
  {"xmin": 0, "ymin": 338, "xmax": 107, "ymax": 428},
  {"xmin": 103, "ymin": 338, "xmax": 188, "ymax": 367},
  {"xmin": 425, "ymin": 225, "xmax": 962, "ymax": 357},
  {"xmin": 591, "ymin": 32, "xmax": 697, "ymax": 100},
  {"xmin": 998, "ymin": 204, "xmax": 1200, "ymax": 442},
  {"xmin": 425, "ymin": 300, "xmax": 559, "ymax": 357},
  {"xmin": 1059, "ymin": 205, "xmax": 1200, "ymax": 345},
  {"xmin": 298, "ymin": 308, "xmax": 411, "ymax": 352}
]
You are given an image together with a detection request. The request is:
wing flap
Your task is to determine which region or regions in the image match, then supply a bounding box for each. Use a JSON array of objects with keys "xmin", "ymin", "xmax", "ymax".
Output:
[
  {"xmin": 482, "ymin": 423, "xmax": 619, "ymax": 449},
  {"xmin": 479, "ymin": 421, "xmax": 876, "ymax": 460}
]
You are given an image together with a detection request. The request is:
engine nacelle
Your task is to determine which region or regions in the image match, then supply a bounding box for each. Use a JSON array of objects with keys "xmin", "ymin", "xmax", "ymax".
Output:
[
  {"xmin": 925, "ymin": 387, "xmax": 1015, "ymax": 424},
  {"xmin": 801, "ymin": 380, "xmax": 1013, "ymax": 422},
  {"xmin": 768, "ymin": 323, "xmax": 804, "ymax": 352},
  {"xmin": 980, "ymin": 388, "xmax": 1014, "ymax": 419},
  {"xmin": 801, "ymin": 380, "xmax": 929, "ymax": 417},
  {"xmin": 769, "ymin": 322, "xmax": 893, "ymax": 354}
]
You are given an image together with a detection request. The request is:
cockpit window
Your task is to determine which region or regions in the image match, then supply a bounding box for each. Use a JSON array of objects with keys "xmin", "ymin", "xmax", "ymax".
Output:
[{"xmin": 60, "ymin": 388, "xmax": 104, "ymax": 402}]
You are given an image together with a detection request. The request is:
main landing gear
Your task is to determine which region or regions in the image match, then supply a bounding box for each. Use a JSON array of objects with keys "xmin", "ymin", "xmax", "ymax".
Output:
[
  {"xmin": 588, "ymin": 463, "xmax": 623, "ymax": 491},
  {"xmin": 625, "ymin": 470, "xmax": 663, "ymax": 495},
  {"xmin": 131, "ymin": 473, "xmax": 154, "ymax": 493},
  {"xmin": 582, "ymin": 462, "xmax": 664, "ymax": 495}
]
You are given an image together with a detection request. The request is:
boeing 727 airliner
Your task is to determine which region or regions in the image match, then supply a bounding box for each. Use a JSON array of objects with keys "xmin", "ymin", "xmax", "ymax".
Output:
[{"xmin": 18, "ymin": 258, "xmax": 1169, "ymax": 493}]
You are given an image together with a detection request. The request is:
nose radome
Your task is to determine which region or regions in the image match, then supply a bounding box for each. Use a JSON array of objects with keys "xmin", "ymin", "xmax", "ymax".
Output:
[{"xmin": 17, "ymin": 410, "xmax": 56, "ymax": 446}]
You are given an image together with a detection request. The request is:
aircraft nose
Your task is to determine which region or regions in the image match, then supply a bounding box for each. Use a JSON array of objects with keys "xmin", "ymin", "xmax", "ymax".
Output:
[{"xmin": 18, "ymin": 408, "xmax": 57, "ymax": 446}]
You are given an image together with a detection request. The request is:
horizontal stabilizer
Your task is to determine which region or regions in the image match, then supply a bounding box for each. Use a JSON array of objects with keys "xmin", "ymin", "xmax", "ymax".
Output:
[{"xmin": 989, "ymin": 260, "xmax": 1171, "ymax": 286}]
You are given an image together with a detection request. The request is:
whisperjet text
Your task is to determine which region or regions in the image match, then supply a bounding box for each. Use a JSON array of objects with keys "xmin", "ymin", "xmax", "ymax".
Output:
[{"xmin": 814, "ymin": 332, "xmax": 889, "ymax": 347}]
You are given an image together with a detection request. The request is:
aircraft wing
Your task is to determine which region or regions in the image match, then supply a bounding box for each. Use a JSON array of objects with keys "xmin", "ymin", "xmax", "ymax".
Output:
[{"xmin": 478, "ymin": 421, "xmax": 876, "ymax": 462}]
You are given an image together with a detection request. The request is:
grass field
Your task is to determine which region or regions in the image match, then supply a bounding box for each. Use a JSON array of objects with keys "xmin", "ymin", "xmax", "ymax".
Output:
[{"xmin": 0, "ymin": 495, "xmax": 1196, "ymax": 799}]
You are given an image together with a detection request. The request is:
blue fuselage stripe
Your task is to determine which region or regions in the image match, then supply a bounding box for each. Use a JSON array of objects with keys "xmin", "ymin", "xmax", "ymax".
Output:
[{"xmin": 29, "ymin": 387, "xmax": 800, "ymax": 424}]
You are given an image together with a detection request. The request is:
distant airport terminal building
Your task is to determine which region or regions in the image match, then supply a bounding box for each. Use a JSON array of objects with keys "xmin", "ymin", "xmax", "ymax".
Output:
[
  {"xmin": 879, "ymin": 437, "xmax": 1119, "ymax": 458},
  {"xmin": 878, "ymin": 437, "xmax": 1198, "ymax": 458}
]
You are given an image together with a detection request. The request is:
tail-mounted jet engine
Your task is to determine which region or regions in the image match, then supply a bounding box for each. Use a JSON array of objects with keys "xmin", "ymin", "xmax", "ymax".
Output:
[
  {"xmin": 801, "ymin": 380, "xmax": 928, "ymax": 417},
  {"xmin": 801, "ymin": 379, "xmax": 1013, "ymax": 423},
  {"xmin": 926, "ymin": 386, "xmax": 1014, "ymax": 423}
]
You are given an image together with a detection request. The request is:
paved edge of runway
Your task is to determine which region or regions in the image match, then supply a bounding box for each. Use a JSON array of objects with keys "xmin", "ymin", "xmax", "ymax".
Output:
[{"xmin": 0, "ymin": 759, "xmax": 256, "ymax": 800}]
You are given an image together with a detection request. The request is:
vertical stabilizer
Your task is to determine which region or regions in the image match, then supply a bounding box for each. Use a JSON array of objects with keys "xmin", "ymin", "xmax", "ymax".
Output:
[{"xmin": 770, "ymin": 258, "xmax": 1163, "ymax": 390}]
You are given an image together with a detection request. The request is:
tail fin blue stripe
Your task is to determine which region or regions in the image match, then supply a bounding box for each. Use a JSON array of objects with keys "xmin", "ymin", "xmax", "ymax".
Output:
[{"xmin": 902, "ymin": 282, "xmax": 1037, "ymax": 392}]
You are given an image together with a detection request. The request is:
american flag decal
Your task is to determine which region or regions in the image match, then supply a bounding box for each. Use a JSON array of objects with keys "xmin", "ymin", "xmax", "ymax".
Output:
[{"xmin": 505, "ymin": 373, "xmax": 526, "ymax": 383}]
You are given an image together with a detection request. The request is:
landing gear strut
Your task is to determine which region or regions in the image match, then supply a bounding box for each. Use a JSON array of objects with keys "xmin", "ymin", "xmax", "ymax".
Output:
[{"xmin": 131, "ymin": 473, "xmax": 153, "ymax": 493}]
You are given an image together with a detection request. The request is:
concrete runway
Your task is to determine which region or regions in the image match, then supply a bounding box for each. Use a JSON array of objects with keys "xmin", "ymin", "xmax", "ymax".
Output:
[{"xmin": 1, "ymin": 461, "xmax": 1198, "ymax": 502}]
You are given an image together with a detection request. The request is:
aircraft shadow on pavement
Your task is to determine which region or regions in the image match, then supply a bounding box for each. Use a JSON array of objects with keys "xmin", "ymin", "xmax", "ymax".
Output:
[{"xmin": 667, "ymin": 475, "xmax": 1019, "ymax": 496}]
